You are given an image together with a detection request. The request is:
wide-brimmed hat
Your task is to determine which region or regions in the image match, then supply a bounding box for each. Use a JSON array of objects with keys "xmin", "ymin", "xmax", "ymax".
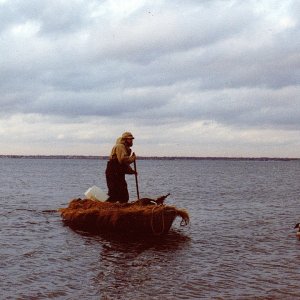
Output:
[{"xmin": 121, "ymin": 132, "xmax": 134, "ymax": 139}]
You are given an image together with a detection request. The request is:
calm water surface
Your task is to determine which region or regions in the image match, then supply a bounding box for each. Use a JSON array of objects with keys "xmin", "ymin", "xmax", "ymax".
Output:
[{"xmin": 0, "ymin": 158, "xmax": 300, "ymax": 299}]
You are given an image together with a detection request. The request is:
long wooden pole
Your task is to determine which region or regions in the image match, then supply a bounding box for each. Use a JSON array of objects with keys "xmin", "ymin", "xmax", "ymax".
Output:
[{"xmin": 133, "ymin": 157, "xmax": 140, "ymax": 200}]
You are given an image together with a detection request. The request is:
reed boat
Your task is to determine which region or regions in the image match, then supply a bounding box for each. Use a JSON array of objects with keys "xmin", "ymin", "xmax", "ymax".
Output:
[{"xmin": 59, "ymin": 196, "xmax": 189, "ymax": 236}]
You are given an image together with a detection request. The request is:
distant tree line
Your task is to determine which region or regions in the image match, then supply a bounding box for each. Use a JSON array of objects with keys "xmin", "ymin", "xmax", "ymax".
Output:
[{"xmin": 0, "ymin": 155, "xmax": 298, "ymax": 161}]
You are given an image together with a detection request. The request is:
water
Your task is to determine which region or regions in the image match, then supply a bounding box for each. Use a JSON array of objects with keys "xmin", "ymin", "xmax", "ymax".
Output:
[{"xmin": 1, "ymin": 158, "xmax": 300, "ymax": 299}]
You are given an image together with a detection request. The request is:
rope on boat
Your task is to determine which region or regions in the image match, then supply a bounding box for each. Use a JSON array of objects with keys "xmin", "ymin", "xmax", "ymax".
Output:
[{"xmin": 150, "ymin": 205, "xmax": 165, "ymax": 235}]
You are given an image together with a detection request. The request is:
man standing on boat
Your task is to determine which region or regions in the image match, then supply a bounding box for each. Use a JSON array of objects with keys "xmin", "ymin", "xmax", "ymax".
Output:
[{"xmin": 105, "ymin": 132, "xmax": 136, "ymax": 203}]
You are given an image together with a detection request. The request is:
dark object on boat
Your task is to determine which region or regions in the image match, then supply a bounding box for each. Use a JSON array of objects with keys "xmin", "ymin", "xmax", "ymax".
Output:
[
  {"xmin": 59, "ymin": 195, "xmax": 189, "ymax": 236},
  {"xmin": 134, "ymin": 193, "xmax": 171, "ymax": 206}
]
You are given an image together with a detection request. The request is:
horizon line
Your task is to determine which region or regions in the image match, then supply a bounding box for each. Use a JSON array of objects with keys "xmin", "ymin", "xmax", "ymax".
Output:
[{"xmin": 0, "ymin": 154, "xmax": 299, "ymax": 161}]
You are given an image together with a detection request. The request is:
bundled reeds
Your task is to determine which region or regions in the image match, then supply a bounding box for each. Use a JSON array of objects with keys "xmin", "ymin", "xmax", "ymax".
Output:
[{"xmin": 59, "ymin": 198, "xmax": 189, "ymax": 236}]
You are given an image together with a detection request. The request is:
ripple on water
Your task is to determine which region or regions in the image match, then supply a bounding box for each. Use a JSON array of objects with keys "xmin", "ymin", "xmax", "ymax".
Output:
[{"xmin": 1, "ymin": 159, "xmax": 300, "ymax": 299}]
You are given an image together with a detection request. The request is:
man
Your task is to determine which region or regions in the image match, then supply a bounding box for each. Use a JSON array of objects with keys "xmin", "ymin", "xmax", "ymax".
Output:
[{"xmin": 105, "ymin": 132, "xmax": 137, "ymax": 203}]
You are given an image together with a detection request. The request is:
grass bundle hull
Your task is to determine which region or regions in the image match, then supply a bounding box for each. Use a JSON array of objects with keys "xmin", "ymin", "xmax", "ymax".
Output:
[{"xmin": 59, "ymin": 198, "xmax": 189, "ymax": 236}]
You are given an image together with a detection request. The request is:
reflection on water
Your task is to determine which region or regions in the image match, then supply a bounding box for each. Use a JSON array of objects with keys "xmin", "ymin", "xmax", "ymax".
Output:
[
  {"xmin": 95, "ymin": 230, "xmax": 191, "ymax": 300},
  {"xmin": 74, "ymin": 228, "xmax": 191, "ymax": 253},
  {"xmin": 106, "ymin": 232, "xmax": 191, "ymax": 259}
]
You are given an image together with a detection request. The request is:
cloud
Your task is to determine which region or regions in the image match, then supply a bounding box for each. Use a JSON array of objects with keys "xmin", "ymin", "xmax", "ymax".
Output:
[{"xmin": 0, "ymin": 0, "xmax": 299, "ymax": 156}]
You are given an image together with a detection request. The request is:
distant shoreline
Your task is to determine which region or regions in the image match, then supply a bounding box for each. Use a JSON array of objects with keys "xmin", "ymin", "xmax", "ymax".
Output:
[{"xmin": 0, "ymin": 155, "xmax": 299, "ymax": 161}]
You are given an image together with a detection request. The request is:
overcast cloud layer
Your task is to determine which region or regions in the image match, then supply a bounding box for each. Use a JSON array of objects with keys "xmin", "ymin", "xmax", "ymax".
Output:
[{"xmin": 0, "ymin": 0, "xmax": 299, "ymax": 157}]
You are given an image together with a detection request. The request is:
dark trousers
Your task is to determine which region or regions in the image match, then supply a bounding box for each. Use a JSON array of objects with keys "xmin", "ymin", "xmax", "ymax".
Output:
[{"xmin": 105, "ymin": 161, "xmax": 129, "ymax": 203}]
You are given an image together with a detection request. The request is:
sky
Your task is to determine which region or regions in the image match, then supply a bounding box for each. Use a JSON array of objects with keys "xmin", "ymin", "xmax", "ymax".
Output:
[{"xmin": 0, "ymin": 0, "xmax": 299, "ymax": 157}]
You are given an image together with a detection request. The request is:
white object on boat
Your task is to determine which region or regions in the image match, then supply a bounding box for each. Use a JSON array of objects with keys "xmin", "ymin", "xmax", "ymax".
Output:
[{"xmin": 84, "ymin": 185, "xmax": 108, "ymax": 201}]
